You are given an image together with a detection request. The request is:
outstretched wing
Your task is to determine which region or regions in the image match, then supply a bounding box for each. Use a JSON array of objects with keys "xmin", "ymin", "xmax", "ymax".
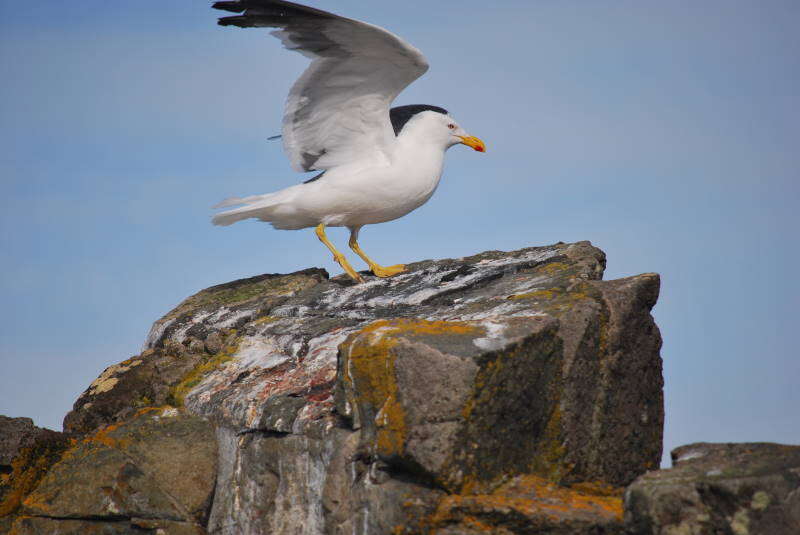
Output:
[{"xmin": 213, "ymin": 0, "xmax": 430, "ymax": 172}]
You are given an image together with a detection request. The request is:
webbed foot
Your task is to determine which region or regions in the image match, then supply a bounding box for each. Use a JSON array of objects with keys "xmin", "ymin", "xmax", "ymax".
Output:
[{"xmin": 370, "ymin": 264, "xmax": 406, "ymax": 278}]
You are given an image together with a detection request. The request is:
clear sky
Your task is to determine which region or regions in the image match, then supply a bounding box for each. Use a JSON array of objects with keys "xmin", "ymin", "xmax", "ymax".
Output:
[{"xmin": 1, "ymin": 1, "xmax": 798, "ymax": 467}]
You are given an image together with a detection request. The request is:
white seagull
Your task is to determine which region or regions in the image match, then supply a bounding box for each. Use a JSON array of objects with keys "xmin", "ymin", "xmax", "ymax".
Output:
[{"xmin": 211, "ymin": 0, "xmax": 486, "ymax": 282}]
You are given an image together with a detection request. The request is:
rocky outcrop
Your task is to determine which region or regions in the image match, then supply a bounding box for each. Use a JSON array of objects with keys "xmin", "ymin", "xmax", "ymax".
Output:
[
  {"xmin": 0, "ymin": 419, "xmax": 69, "ymax": 534},
  {"xmin": 625, "ymin": 442, "xmax": 800, "ymax": 534},
  {"xmin": 16, "ymin": 408, "xmax": 215, "ymax": 534},
  {"xmin": 0, "ymin": 418, "xmax": 46, "ymax": 471},
  {"xmin": 1, "ymin": 242, "xmax": 666, "ymax": 534}
]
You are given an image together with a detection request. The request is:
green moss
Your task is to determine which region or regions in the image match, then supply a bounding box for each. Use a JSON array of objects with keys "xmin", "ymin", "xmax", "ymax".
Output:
[
  {"xmin": 162, "ymin": 273, "xmax": 318, "ymax": 323},
  {"xmin": 750, "ymin": 490, "xmax": 770, "ymax": 510},
  {"xmin": 132, "ymin": 394, "xmax": 153, "ymax": 408},
  {"xmin": 508, "ymin": 288, "xmax": 563, "ymax": 301},
  {"xmin": 453, "ymin": 324, "xmax": 566, "ymax": 493},
  {"xmin": 168, "ymin": 340, "xmax": 239, "ymax": 406},
  {"xmin": 530, "ymin": 403, "xmax": 569, "ymax": 481}
]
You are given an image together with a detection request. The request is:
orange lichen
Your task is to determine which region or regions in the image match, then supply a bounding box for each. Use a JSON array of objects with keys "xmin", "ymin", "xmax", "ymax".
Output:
[
  {"xmin": 569, "ymin": 481, "xmax": 624, "ymax": 498},
  {"xmin": 426, "ymin": 475, "xmax": 623, "ymax": 532},
  {"xmin": 132, "ymin": 406, "xmax": 165, "ymax": 418},
  {"xmin": 0, "ymin": 436, "xmax": 71, "ymax": 519},
  {"xmin": 83, "ymin": 422, "xmax": 128, "ymax": 449}
]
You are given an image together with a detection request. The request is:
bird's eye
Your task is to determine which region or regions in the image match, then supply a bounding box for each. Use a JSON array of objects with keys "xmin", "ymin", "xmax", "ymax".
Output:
[{"xmin": 447, "ymin": 123, "xmax": 455, "ymax": 130}]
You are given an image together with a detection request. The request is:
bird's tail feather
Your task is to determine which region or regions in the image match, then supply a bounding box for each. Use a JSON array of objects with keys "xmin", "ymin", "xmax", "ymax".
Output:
[
  {"xmin": 212, "ymin": 205, "xmax": 264, "ymax": 226},
  {"xmin": 211, "ymin": 187, "xmax": 300, "ymax": 227},
  {"xmin": 212, "ymin": 194, "xmax": 265, "ymax": 209}
]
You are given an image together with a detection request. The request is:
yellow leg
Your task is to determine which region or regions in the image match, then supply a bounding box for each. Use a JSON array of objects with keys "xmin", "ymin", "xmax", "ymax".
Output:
[
  {"xmin": 315, "ymin": 224, "xmax": 364, "ymax": 283},
  {"xmin": 348, "ymin": 231, "xmax": 406, "ymax": 278}
]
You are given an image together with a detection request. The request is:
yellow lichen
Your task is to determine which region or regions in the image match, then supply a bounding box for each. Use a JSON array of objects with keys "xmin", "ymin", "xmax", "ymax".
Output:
[
  {"xmin": 366, "ymin": 318, "xmax": 480, "ymax": 337},
  {"xmin": 426, "ymin": 474, "xmax": 623, "ymax": 532},
  {"xmin": 343, "ymin": 324, "xmax": 405, "ymax": 457},
  {"xmin": 730, "ymin": 508, "xmax": 750, "ymax": 535},
  {"xmin": 342, "ymin": 319, "xmax": 481, "ymax": 458},
  {"xmin": 86, "ymin": 358, "xmax": 143, "ymax": 396},
  {"xmin": 91, "ymin": 377, "xmax": 118, "ymax": 394},
  {"xmin": 531, "ymin": 403, "xmax": 569, "ymax": 481},
  {"xmin": 508, "ymin": 289, "xmax": 562, "ymax": 301},
  {"xmin": 0, "ymin": 437, "xmax": 71, "ymax": 518},
  {"xmin": 536, "ymin": 261, "xmax": 570, "ymax": 276},
  {"xmin": 750, "ymin": 490, "xmax": 770, "ymax": 511},
  {"xmin": 169, "ymin": 342, "xmax": 237, "ymax": 407}
]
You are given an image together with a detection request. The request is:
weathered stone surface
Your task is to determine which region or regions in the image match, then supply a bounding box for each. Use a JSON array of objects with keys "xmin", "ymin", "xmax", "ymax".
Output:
[
  {"xmin": 0, "ymin": 418, "xmax": 45, "ymax": 469},
  {"xmin": 625, "ymin": 442, "xmax": 800, "ymax": 534},
  {"xmin": 162, "ymin": 241, "xmax": 660, "ymax": 533},
  {"xmin": 426, "ymin": 475, "xmax": 624, "ymax": 534},
  {"xmin": 62, "ymin": 268, "xmax": 328, "ymax": 437},
  {"xmin": 8, "ymin": 408, "xmax": 216, "ymax": 534},
  {"xmin": 335, "ymin": 260, "xmax": 662, "ymax": 492},
  {"xmin": 4, "ymin": 242, "xmax": 665, "ymax": 534},
  {"xmin": 0, "ymin": 419, "xmax": 70, "ymax": 534},
  {"xmin": 9, "ymin": 516, "xmax": 205, "ymax": 534}
]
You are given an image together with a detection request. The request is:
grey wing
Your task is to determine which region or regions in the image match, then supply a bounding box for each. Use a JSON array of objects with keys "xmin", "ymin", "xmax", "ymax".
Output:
[{"xmin": 214, "ymin": 1, "xmax": 430, "ymax": 172}]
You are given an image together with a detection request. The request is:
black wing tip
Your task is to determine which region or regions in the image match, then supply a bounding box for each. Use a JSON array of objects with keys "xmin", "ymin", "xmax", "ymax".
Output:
[
  {"xmin": 212, "ymin": 0, "xmax": 338, "ymax": 26},
  {"xmin": 213, "ymin": 1, "xmax": 244, "ymax": 13},
  {"xmin": 217, "ymin": 15, "xmax": 248, "ymax": 27}
]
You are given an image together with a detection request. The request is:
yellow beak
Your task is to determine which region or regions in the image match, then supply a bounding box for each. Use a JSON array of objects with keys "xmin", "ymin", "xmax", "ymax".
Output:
[{"xmin": 458, "ymin": 135, "xmax": 486, "ymax": 152}]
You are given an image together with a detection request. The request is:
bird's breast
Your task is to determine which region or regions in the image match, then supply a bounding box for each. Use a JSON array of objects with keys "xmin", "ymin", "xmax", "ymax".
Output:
[
  {"xmin": 308, "ymin": 144, "xmax": 446, "ymax": 227},
  {"xmin": 343, "ymin": 149, "xmax": 444, "ymax": 225},
  {"xmin": 382, "ymin": 150, "xmax": 444, "ymax": 204}
]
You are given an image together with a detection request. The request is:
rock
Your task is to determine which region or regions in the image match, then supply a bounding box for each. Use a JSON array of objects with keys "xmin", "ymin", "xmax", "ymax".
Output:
[
  {"xmin": 334, "ymin": 249, "xmax": 662, "ymax": 492},
  {"xmin": 0, "ymin": 417, "xmax": 45, "ymax": 470},
  {"xmin": 5, "ymin": 242, "xmax": 665, "ymax": 534},
  {"xmin": 8, "ymin": 407, "xmax": 216, "ymax": 534},
  {"xmin": 62, "ymin": 268, "xmax": 328, "ymax": 437},
  {"xmin": 9, "ymin": 517, "xmax": 205, "ymax": 534},
  {"xmin": 0, "ymin": 423, "xmax": 70, "ymax": 534},
  {"xmin": 427, "ymin": 475, "xmax": 624, "ymax": 534},
  {"xmin": 624, "ymin": 442, "xmax": 800, "ymax": 534}
]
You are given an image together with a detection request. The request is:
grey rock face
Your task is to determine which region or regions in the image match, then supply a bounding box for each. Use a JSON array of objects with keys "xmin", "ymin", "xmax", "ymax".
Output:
[
  {"xmin": 4, "ymin": 242, "xmax": 665, "ymax": 534},
  {"xmin": 625, "ymin": 442, "xmax": 800, "ymax": 534},
  {"xmin": 0, "ymin": 417, "xmax": 70, "ymax": 534},
  {"xmin": 0, "ymin": 417, "xmax": 44, "ymax": 469},
  {"xmin": 13, "ymin": 408, "xmax": 215, "ymax": 534}
]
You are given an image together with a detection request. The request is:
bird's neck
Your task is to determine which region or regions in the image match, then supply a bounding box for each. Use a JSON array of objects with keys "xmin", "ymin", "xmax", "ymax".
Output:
[
  {"xmin": 392, "ymin": 136, "xmax": 446, "ymax": 171},
  {"xmin": 394, "ymin": 127, "xmax": 448, "ymax": 162}
]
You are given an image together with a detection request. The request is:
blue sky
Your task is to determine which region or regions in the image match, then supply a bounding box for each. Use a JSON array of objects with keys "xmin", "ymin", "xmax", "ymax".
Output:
[{"xmin": 1, "ymin": 1, "xmax": 798, "ymax": 467}]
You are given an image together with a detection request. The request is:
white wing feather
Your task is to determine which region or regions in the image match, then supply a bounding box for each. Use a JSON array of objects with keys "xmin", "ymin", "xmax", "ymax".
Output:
[{"xmin": 214, "ymin": 1, "xmax": 429, "ymax": 172}]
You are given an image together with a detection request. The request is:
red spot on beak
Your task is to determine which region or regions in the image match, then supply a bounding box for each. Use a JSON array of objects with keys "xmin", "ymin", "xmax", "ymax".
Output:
[{"xmin": 475, "ymin": 145, "xmax": 485, "ymax": 152}]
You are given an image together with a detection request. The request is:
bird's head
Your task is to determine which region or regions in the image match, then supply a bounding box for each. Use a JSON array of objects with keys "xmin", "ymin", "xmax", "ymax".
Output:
[
  {"xmin": 391, "ymin": 105, "xmax": 486, "ymax": 153},
  {"xmin": 443, "ymin": 115, "xmax": 486, "ymax": 153}
]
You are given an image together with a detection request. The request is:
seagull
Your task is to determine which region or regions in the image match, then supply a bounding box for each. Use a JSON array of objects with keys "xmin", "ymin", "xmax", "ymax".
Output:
[{"xmin": 211, "ymin": 0, "xmax": 486, "ymax": 283}]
